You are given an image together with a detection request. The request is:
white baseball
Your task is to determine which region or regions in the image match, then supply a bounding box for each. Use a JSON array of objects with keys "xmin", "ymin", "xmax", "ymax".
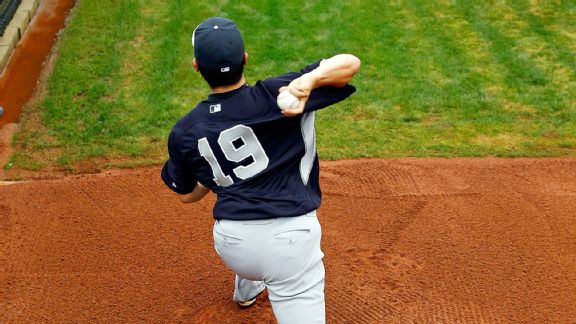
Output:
[{"xmin": 276, "ymin": 90, "xmax": 300, "ymax": 111}]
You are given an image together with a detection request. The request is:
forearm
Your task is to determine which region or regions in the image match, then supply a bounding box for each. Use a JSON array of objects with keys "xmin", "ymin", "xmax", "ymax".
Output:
[
  {"xmin": 178, "ymin": 182, "xmax": 210, "ymax": 203},
  {"xmin": 279, "ymin": 54, "xmax": 360, "ymax": 116},
  {"xmin": 303, "ymin": 54, "xmax": 361, "ymax": 89}
]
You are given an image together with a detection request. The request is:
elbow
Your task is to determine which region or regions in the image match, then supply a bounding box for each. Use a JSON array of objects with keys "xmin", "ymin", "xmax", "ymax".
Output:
[
  {"xmin": 178, "ymin": 192, "xmax": 201, "ymax": 203},
  {"xmin": 177, "ymin": 183, "xmax": 209, "ymax": 203},
  {"xmin": 178, "ymin": 195, "xmax": 194, "ymax": 203},
  {"xmin": 345, "ymin": 54, "xmax": 361, "ymax": 76},
  {"xmin": 333, "ymin": 54, "xmax": 361, "ymax": 87}
]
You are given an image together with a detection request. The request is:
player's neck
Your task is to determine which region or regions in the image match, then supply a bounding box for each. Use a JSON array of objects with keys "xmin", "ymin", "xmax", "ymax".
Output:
[{"xmin": 211, "ymin": 76, "xmax": 246, "ymax": 94}]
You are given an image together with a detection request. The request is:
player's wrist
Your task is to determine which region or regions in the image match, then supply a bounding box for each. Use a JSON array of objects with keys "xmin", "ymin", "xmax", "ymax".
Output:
[{"xmin": 301, "ymin": 71, "xmax": 320, "ymax": 91}]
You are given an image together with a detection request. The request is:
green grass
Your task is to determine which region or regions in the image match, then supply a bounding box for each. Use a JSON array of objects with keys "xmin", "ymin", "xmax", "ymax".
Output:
[{"xmin": 10, "ymin": 0, "xmax": 576, "ymax": 172}]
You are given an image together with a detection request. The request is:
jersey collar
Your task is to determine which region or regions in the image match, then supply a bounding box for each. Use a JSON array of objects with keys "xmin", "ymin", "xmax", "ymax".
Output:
[{"xmin": 206, "ymin": 83, "xmax": 247, "ymax": 103}]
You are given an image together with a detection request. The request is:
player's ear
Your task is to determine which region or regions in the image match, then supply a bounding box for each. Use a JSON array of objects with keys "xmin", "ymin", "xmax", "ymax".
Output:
[
  {"xmin": 193, "ymin": 58, "xmax": 199, "ymax": 72},
  {"xmin": 243, "ymin": 52, "xmax": 248, "ymax": 65}
]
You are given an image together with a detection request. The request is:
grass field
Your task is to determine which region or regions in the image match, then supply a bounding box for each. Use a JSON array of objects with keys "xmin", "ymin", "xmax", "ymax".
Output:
[{"xmin": 8, "ymin": 0, "xmax": 576, "ymax": 172}]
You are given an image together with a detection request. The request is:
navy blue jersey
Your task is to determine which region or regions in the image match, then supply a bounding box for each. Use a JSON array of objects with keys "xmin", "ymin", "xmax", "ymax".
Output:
[{"xmin": 161, "ymin": 61, "xmax": 356, "ymax": 220}]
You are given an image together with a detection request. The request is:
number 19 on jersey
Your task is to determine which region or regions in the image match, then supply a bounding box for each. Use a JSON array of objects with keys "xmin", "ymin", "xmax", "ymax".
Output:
[{"xmin": 198, "ymin": 125, "xmax": 269, "ymax": 187}]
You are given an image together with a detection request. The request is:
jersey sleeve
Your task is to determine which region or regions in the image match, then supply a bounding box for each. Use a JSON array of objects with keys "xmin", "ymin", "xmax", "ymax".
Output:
[
  {"xmin": 161, "ymin": 129, "xmax": 198, "ymax": 194},
  {"xmin": 261, "ymin": 60, "xmax": 356, "ymax": 113}
]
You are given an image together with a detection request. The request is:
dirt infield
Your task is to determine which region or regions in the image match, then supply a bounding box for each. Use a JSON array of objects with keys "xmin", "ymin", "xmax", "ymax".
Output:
[
  {"xmin": 1, "ymin": 158, "xmax": 575, "ymax": 323},
  {"xmin": 0, "ymin": 0, "xmax": 75, "ymax": 127}
]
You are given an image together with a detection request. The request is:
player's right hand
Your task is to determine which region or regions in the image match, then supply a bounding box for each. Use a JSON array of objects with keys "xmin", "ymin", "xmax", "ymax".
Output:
[
  {"xmin": 278, "ymin": 87, "xmax": 305, "ymax": 117},
  {"xmin": 279, "ymin": 75, "xmax": 314, "ymax": 116}
]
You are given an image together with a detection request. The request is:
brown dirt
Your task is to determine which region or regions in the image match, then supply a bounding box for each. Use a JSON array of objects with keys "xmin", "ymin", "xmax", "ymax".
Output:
[
  {"xmin": 2, "ymin": 158, "xmax": 576, "ymax": 323},
  {"xmin": 0, "ymin": 0, "xmax": 75, "ymax": 127},
  {"xmin": 0, "ymin": 123, "xmax": 16, "ymax": 176}
]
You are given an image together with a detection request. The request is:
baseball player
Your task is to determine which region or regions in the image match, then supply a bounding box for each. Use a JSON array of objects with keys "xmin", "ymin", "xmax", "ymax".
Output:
[{"xmin": 161, "ymin": 17, "xmax": 360, "ymax": 323}]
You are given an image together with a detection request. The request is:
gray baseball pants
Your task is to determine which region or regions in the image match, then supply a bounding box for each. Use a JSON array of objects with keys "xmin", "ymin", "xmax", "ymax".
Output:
[{"xmin": 213, "ymin": 210, "xmax": 325, "ymax": 324}]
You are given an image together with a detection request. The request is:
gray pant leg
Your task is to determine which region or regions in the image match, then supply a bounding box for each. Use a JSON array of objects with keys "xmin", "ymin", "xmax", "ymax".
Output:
[
  {"xmin": 267, "ymin": 261, "xmax": 325, "ymax": 324},
  {"xmin": 234, "ymin": 275, "xmax": 265, "ymax": 302}
]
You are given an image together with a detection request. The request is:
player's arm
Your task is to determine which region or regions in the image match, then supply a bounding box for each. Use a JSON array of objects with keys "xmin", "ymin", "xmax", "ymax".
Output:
[
  {"xmin": 178, "ymin": 182, "xmax": 210, "ymax": 203},
  {"xmin": 161, "ymin": 129, "xmax": 210, "ymax": 203},
  {"xmin": 280, "ymin": 54, "xmax": 361, "ymax": 116},
  {"xmin": 162, "ymin": 159, "xmax": 210, "ymax": 204}
]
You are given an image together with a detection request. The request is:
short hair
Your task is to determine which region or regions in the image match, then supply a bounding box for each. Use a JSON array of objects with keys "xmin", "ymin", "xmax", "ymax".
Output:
[{"xmin": 198, "ymin": 64, "xmax": 244, "ymax": 88}]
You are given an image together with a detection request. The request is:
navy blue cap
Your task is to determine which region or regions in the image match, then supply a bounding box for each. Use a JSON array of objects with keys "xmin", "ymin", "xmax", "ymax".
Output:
[{"xmin": 192, "ymin": 17, "xmax": 245, "ymax": 74}]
